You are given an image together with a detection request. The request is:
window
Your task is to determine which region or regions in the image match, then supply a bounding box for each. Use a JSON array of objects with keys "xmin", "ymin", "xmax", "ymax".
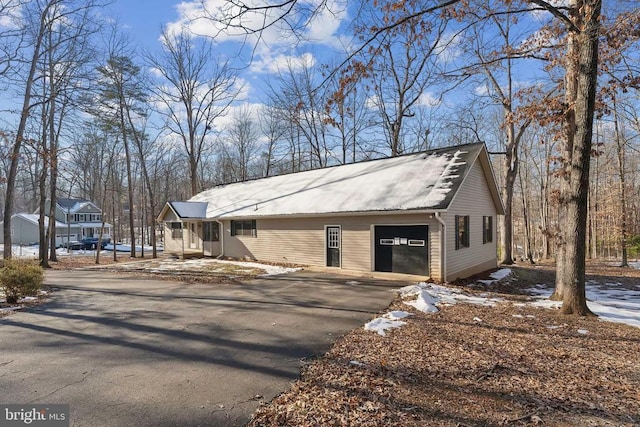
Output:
[
  {"xmin": 231, "ymin": 220, "xmax": 257, "ymax": 237},
  {"xmin": 170, "ymin": 222, "xmax": 183, "ymax": 239},
  {"xmin": 203, "ymin": 222, "xmax": 220, "ymax": 242},
  {"xmin": 455, "ymin": 215, "xmax": 469, "ymax": 250},
  {"xmin": 483, "ymin": 216, "xmax": 493, "ymax": 244}
]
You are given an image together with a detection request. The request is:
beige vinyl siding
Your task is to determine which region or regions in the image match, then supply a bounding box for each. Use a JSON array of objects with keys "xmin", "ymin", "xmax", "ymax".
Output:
[
  {"xmin": 220, "ymin": 214, "xmax": 438, "ymax": 276},
  {"xmin": 429, "ymin": 224, "xmax": 442, "ymax": 281},
  {"xmin": 445, "ymin": 160, "xmax": 498, "ymax": 280},
  {"xmin": 163, "ymin": 222, "xmax": 183, "ymax": 254}
]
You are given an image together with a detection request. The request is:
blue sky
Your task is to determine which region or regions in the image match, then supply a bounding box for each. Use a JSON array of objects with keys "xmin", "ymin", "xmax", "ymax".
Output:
[{"xmin": 103, "ymin": 0, "xmax": 355, "ymax": 130}]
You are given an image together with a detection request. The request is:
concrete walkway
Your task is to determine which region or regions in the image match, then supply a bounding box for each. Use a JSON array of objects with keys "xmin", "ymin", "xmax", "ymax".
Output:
[{"xmin": 0, "ymin": 269, "xmax": 405, "ymax": 426}]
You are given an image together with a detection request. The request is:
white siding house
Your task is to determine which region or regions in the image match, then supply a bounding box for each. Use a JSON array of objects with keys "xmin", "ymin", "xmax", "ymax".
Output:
[
  {"xmin": 0, "ymin": 198, "xmax": 112, "ymax": 247},
  {"xmin": 157, "ymin": 143, "xmax": 504, "ymax": 281}
]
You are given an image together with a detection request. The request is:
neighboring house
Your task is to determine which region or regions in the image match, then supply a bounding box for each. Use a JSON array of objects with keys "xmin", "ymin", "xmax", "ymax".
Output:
[
  {"xmin": 0, "ymin": 198, "xmax": 112, "ymax": 247},
  {"xmin": 157, "ymin": 143, "xmax": 504, "ymax": 281}
]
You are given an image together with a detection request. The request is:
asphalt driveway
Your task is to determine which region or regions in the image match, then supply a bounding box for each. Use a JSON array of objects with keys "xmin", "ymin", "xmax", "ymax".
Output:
[{"xmin": 0, "ymin": 269, "xmax": 404, "ymax": 426}]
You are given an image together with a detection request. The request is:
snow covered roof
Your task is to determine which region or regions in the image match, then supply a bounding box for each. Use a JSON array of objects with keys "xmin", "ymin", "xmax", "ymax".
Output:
[
  {"xmin": 56, "ymin": 198, "xmax": 101, "ymax": 213},
  {"xmin": 15, "ymin": 213, "xmax": 66, "ymax": 228},
  {"xmin": 183, "ymin": 143, "xmax": 499, "ymax": 219}
]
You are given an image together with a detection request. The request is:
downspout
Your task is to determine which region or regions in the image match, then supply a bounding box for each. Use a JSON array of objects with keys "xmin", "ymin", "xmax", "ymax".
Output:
[
  {"xmin": 435, "ymin": 212, "xmax": 447, "ymax": 283},
  {"xmin": 215, "ymin": 219, "xmax": 224, "ymax": 259}
]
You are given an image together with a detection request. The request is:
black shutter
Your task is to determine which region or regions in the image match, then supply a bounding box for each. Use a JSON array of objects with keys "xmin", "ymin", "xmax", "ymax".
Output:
[
  {"xmin": 231, "ymin": 220, "xmax": 236, "ymax": 236},
  {"xmin": 483, "ymin": 217, "xmax": 487, "ymax": 244},
  {"xmin": 464, "ymin": 216, "xmax": 470, "ymax": 247},
  {"xmin": 455, "ymin": 215, "xmax": 460, "ymax": 250}
]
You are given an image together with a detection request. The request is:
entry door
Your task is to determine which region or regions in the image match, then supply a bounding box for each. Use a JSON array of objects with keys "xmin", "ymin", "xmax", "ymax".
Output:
[{"xmin": 326, "ymin": 226, "xmax": 341, "ymax": 267}]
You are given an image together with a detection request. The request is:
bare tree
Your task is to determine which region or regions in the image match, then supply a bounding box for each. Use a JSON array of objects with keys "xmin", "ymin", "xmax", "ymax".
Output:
[
  {"xmin": 2, "ymin": 0, "xmax": 104, "ymax": 259},
  {"xmin": 148, "ymin": 27, "xmax": 238, "ymax": 196}
]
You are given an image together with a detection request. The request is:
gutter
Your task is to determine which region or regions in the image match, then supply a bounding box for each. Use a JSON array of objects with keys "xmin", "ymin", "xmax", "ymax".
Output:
[
  {"xmin": 215, "ymin": 219, "xmax": 224, "ymax": 259},
  {"xmin": 435, "ymin": 212, "xmax": 447, "ymax": 283}
]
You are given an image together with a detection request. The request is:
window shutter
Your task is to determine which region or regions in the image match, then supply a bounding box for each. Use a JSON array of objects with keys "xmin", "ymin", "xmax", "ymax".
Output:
[
  {"xmin": 252, "ymin": 220, "xmax": 257, "ymax": 237},
  {"xmin": 455, "ymin": 215, "xmax": 460, "ymax": 250},
  {"xmin": 464, "ymin": 216, "xmax": 470, "ymax": 247},
  {"xmin": 488, "ymin": 216, "xmax": 493, "ymax": 243},
  {"xmin": 231, "ymin": 221, "xmax": 236, "ymax": 236},
  {"xmin": 483, "ymin": 217, "xmax": 487, "ymax": 244}
]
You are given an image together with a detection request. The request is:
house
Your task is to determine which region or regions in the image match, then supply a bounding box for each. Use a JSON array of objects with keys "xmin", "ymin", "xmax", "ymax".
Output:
[
  {"xmin": 0, "ymin": 198, "xmax": 112, "ymax": 247},
  {"xmin": 157, "ymin": 143, "xmax": 504, "ymax": 281}
]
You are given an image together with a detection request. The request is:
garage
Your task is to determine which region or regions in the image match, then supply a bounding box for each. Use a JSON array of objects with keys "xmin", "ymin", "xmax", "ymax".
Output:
[{"xmin": 374, "ymin": 225, "xmax": 429, "ymax": 275}]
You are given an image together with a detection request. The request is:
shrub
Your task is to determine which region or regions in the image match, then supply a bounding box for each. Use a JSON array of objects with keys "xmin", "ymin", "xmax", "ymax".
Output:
[{"xmin": 0, "ymin": 260, "xmax": 44, "ymax": 304}]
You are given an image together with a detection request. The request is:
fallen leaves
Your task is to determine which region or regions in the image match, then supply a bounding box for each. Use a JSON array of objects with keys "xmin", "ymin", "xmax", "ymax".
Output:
[{"xmin": 249, "ymin": 263, "xmax": 640, "ymax": 426}]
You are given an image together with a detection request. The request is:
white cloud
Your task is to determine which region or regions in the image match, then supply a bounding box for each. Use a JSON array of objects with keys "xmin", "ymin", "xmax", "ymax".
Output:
[
  {"xmin": 167, "ymin": 0, "xmax": 348, "ymax": 74},
  {"xmin": 434, "ymin": 30, "xmax": 463, "ymax": 64},
  {"xmin": 250, "ymin": 52, "xmax": 316, "ymax": 74},
  {"xmin": 0, "ymin": 0, "xmax": 22, "ymax": 29},
  {"xmin": 529, "ymin": 0, "xmax": 569, "ymax": 21},
  {"xmin": 474, "ymin": 84, "xmax": 489, "ymax": 96},
  {"xmin": 417, "ymin": 91, "xmax": 441, "ymax": 107}
]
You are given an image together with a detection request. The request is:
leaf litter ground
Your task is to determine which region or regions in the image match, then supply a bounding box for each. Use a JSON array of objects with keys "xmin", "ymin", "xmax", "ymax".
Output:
[{"xmin": 249, "ymin": 262, "xmax": 640, "ymax": 427}]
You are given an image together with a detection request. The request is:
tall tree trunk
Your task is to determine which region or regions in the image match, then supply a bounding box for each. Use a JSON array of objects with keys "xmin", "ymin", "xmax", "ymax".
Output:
[
  {"xmin": 501, "ymin": 122, "xmax": 517, "ymax": 265},
  {"xmin": 554, "ymin": 0, "xmax": 601, "ymax": 316},
  {"xmin": 3, "ymin": 3, "xmax": 52, "ymax": 259},
  {"xmin": 612, "ymin": 97, "xmax": 629, "ymax": 267}
]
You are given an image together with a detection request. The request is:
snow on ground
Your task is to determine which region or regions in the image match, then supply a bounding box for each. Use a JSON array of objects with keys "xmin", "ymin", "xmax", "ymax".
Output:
[
  {"xmin": 528, "ymin": 281, "xmax": 640, "ymax": 328},
  {"xmin": 116, "ymin": 257, "xmax": 301, "ymax": 277},
  {"xmin": 630, "ymin": 261, "xmax": 640, "ymax": 270},
  {"xmin": 212, "ymin": 259, "xmax": 301, "ymax": 276},
  {"xmin": 364, "ymin": 311, "xmax": 414, "ymax": 336},
  {"xmin": 365, "ymin": 273, "xmax": 640, "ymax": 336},
  {"xmin": 103, "ymin": 244, "xmax": 161, "ymax": 253},
  {"xmin": 477, "ymin": 268, "xmax": 513, "ymax": 285},
  {"xmin": 400, "ymin": 282, "xmax": 503, "ymax": 312}
]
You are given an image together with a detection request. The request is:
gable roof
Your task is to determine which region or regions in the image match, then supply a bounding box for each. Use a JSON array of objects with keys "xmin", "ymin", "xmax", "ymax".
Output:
[
  {"xmin": 157, "ymin": 201, "xmax": 209, "ymax": 221},
  {"xmin": 14, "ymin": 213, "xmax": 67, "ymax": 228},
  {"xmin": 56, "ymin": 198, "xmax": 100, "ymax": 213},
  {"xmin": 182, "ymin": 143, "xmax": 502, "ymax": 219}
]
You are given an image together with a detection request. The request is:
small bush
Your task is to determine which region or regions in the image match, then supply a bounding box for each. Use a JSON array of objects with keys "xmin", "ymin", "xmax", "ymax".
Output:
[{"xmin": 0, "ymin": 260, "xmax": 44, "ymax": 304}]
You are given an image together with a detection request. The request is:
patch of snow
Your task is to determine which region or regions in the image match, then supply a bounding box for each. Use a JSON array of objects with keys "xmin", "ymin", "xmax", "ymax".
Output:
[
  {"xmin": 364, "ymin": 317, "xmax": 407, "ymax": 336},
  {"xmin": 577, "ymin": 329, "xmax": 589, "ymax": 335},
  {"xmin": 477, "ymin": 268, "xmax": 512, "ymax": 285},
  {"xmin": 18, "ymin": 296, "xmax": 38, "ymax": 302},
  {"xmin": 349, "ymin": 360, "xmax": 365, "ymax": 366},
  {"xmin": 512, "ymin": 314, "xmax": 524, "ymax": 318},
  {"xmin": 0, "ymin": 306, "xmax": 22, "ymax": 312},
  {"xmin": 630, "ymin": 261, "xmax": 640, "ymax": 270},
  {"xmin": 364, "ymin": 311, "xmax": 414, "ymax": 336},
  {"xmin": 490, "ymin": 268, "xmax": 513, "ymax": 281},
  {"xmin": 212, "ymin": 259, "xmax": 301, "ymax": 276},
  {"xmin": 124, "ymin": 257, "xmax": 301, "ymax": 277},
  {"xmin": 346, "ymin": 281, "xmax": 360, "ymax": 285},
  {"xmin": 527, "ymin": 283, "xmax": 640, "ymax": 328},
  {"xmin": 473, "ymin": 317, "xmax": 483, "ymax": 322},
  {"xmin": 385, "ymin": 311, "xmax": 413, "ymax": 320},
  {"xmin": 404, "ymin": 290, "xmax": 440, "ymax": 313},
  {"xmin": 401, "ymin": 282, "xmax": 503, "ymax": 314}
]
